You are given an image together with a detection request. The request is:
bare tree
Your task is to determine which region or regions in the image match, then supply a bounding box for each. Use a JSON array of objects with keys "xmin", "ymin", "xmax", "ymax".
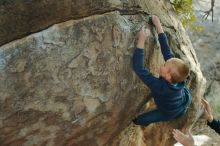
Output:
[{"xmin": 202, "ymin": 0, "xmax": 215, "ymax": 22}]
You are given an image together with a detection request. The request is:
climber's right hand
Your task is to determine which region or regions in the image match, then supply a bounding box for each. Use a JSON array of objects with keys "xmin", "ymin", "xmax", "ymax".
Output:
[{"xmin": 151, "ymin": 15, "xmax": 164, "ymax": 34}]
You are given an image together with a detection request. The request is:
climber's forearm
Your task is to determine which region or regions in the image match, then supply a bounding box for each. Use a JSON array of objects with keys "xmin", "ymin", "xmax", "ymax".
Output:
[
  {"xmin": 158, "ymin": 33, "xmax": 174, "ymax": 61},
  {"xmin": 155, "ymin": 24, "xmax": 164, "ymax": 34},
  {"xmin": 136, "ymin": 39, "xmax": 145, "ymax": 49},
  {"xmin": 151, "ymin": 15, "xmax": 164, "ymax": 34},
  {"xmin": 151, "ymin": 15, "xmax": 173, "ymax": 60}
]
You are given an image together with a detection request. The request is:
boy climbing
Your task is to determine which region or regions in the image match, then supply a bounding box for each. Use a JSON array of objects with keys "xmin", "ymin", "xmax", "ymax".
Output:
[{"xmin": 132, "ymin": 15, "xmax": 192, "ymax": 126}]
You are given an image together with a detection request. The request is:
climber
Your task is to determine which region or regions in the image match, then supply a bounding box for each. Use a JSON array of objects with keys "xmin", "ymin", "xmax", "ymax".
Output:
[
  {"xmin": 173, "ymin": 98, "xmax": 220, "ymax": 146},
  {"xmin": 132, "ymin": 15, "xmax": 192, "ymax": 126}
]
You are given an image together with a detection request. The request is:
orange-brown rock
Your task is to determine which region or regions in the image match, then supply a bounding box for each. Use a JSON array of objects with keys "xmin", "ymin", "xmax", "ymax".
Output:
[{"xmin": 0, "ymin": 0, "xmax": 206, "ymax": 146}]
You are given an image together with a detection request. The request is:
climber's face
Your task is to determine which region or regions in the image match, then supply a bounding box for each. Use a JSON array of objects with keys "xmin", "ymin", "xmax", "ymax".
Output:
[{"xmin": 159, "ymin": 61, "xmax": 172, "ymax": 82}]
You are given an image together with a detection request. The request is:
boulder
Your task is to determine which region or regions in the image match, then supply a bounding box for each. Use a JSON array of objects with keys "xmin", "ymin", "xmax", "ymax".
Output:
[{"xmin": 0, "ymin": 0, "xmax": 206, "ymax": 146}]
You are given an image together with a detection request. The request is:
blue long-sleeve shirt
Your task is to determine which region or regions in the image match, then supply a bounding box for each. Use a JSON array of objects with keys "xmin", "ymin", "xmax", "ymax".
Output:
[{"xmin": 133, "ymin": 33, "xmax": 191, "ymax": 116}]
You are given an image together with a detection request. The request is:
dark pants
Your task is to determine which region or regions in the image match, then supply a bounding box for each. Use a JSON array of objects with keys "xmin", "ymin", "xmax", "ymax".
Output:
[{"xmin": 133, "ymin": 108, "xmax": 185, "ymax": 126}]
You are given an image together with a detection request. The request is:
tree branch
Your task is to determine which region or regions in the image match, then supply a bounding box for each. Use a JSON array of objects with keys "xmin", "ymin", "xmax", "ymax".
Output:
[{"xmin": 202, "ymin": 0, "xmax": 215, "ymax": 22}]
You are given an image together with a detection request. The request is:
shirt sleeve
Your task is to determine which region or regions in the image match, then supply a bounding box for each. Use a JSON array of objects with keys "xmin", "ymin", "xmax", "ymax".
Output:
[
  {"xmin": 207, "ymin": 119, "xmax": 220, "ymax": 134},
  {"xmin": 133, "ymin": 48, "xmax": 161, "ymax": 92},
  {"xmin": 158, "ymin": 33, "xmax": 175, "ymax": 61}
]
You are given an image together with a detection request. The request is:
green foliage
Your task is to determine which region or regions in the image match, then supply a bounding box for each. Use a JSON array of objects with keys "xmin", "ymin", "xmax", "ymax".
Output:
[
  {"xmin": 171, "ymin": 0, "xmax": 203, "ymax": 32},
  {"xmin": 189, "ymin": 24, "xmax": 203, "ymax": 32},
  {"xmin": 172, "ymin": 0, "xmax": 193, "ymax": 13}
]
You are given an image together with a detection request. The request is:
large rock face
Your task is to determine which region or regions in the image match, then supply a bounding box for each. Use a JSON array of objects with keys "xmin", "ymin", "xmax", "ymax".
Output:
[
  {"xmin": 0, "ymin": 0, "xmax": 142, "ymax": 46},
  {"xmin": 0, "ymin": 0, "xmax": 206, "ymax": 146}
]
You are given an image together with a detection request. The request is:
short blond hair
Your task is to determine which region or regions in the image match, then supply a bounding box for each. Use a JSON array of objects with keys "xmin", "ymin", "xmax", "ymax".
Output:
[{"xmin": 168, "ymin": 58, "xmax": 189, "ymax": 83}]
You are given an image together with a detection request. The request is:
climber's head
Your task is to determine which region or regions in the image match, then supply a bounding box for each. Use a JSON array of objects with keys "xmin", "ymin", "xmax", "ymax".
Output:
[{"xmin": 159, "ymin": 58, "xmax": 189, "ymax": 83}]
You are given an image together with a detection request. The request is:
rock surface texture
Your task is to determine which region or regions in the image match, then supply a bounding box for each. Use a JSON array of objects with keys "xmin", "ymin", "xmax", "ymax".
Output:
[{"xmin": 0, "ymin": 0, "xmax": 206, "ymax": 146}]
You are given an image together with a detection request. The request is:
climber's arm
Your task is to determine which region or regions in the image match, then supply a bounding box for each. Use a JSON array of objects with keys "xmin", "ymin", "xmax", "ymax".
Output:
[
  {"xmin": 133, "ymin": 48, "xmax": 161, "ymax": 91},
  {"xmin": 133, "ymin": 28, "xmax": 161, "ymax": 92},
  {"xmin": 158, "ymin": 33, "xmax": 174, "ymax": 61},
  {"xmin": 151, "ymin": 15, "xmax": 174, "ymax": 61}
]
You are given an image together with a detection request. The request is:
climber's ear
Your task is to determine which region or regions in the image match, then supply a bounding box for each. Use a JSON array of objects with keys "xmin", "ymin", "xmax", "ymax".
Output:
[{"xmin": 165, "ymin": 74, "xmax": 172, "ymax": 83}]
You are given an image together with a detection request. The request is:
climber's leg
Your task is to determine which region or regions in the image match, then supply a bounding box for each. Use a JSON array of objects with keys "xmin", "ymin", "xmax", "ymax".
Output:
[{"xmin": 132, "ymin": 108, "xmax": 171, "ymax": 126}]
